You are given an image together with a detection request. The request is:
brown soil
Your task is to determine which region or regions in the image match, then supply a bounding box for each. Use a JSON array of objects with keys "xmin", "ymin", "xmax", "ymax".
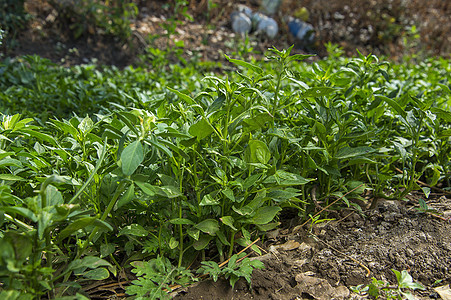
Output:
[
  {"xmin": 173, "ymin": 193, "xmax": 451, "ymax": 300},
  {"xmin": 4, "ymin": 0, "xmax": 450, "ymax": 67}
]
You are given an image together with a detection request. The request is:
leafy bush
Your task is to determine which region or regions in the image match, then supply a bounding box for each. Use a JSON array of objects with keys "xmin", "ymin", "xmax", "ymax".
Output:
[
  {"xmin": 0, "ymin": 0, "xmax": 30, "ymax": 44},
  {"xmin": 47, "ymin": 0, "xmax": 138, "ymax": 41},
  {"xmin": 0, "ymin": 47, "xmax": 450, "ymax": 297}
]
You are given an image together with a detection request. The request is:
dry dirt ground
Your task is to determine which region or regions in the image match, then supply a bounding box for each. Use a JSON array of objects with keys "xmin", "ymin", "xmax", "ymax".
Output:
[
  {"xmin": 3, "ymin": 1, "xmax": 451, "ymax": 299},
  {"xmin": 7, "ymin": 0, "xmax": 451, "ymax": 67}
]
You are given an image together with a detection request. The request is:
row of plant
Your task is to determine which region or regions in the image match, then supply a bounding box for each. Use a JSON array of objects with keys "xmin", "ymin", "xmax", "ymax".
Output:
[{"xmin": 0, "ymin": 46, "xmax": 450, "ymax": 298}]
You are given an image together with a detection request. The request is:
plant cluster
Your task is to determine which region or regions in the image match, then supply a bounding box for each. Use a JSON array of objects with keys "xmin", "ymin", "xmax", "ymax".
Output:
[
  {"xmin": 0, "ymin": 46, "xmax": 450, "ymax": 298},
  {"xmin": 0, "ymin": 0, "xmax": 30, "ymax": 46},
  {"xmin": 351, "ymin": 269, "xmax": 425, "ymax": 300},
  {"xmin": 47, "ymin": 0, "xmax": 138, "ymax": 42}
]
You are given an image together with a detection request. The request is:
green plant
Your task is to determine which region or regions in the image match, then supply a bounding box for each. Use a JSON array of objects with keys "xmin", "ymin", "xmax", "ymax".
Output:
[
  {"xmin": 0, "ymin": 47, "xmax": 450, "ymax": 298},
  {"xmin": 351, "ymin": 269, "xmax": 425, "ymax": 299},
  {"xmin": 0, "ymin": 0, "xmax": 30, "ymax": 47},
  {"xmin": 197, "ymin": 253, "xmax": 264, "ymax": 289},
  {"xmin": 48, "ymin": 0, "xmax": 137, "ymax": 42},
  {"xmin": 126, "ymin": 256, "xmax": 196, "ymax": 300}
]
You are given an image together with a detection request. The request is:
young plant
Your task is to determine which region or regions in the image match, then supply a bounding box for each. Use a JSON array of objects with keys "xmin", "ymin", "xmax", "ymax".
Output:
[
  {"xmin": 351, "ymin": 269, "xmax": 425, "ymax": 300},
  {"xmin": 197, "ymin": 253, "xmax": 264, "ymax": 289}
]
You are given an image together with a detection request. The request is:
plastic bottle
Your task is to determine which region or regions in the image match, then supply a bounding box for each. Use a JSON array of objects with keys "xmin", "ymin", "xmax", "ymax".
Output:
[
  {"xmin": 287, "ymin": 17, "xmax": 315, "ymax": 45},
  {"xmin": 261, "ymin": 0, "xmax": 282, "ymax": 15},
  {"xmin": 230, "ymin": 5, "xmax": 253, "ymax": 35},
  {"xmin": 252, "ymin": 12, "xmax": 278, "ymax": 39},
  {"xmin": 231, "ymin": 12, "xmax": 252, "ymax": 35}
]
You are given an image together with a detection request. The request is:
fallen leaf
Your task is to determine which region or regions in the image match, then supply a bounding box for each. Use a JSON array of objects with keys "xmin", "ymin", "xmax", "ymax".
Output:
[{"xmin": 434, "ymin": 284, "xmax": 451, "ymax": 300}]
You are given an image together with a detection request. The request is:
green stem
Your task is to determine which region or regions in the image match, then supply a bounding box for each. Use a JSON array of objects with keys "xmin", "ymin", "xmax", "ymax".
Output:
[
  {"xmin": 69, "ymin": 137, "xmax": 108, "ymax": 204},
  {"xmin": 79, "ymin": 180, "xmax": 127, "ymax": 256},
  {"xmin": 228, "ymin": 231, "xmax": 237, "ymax": 259}
]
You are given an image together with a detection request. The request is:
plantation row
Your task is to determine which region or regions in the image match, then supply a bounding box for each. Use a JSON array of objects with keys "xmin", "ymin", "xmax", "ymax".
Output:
[{"xmin": 0, "ymin": 47, "xmax": 450, "ymax": 298}]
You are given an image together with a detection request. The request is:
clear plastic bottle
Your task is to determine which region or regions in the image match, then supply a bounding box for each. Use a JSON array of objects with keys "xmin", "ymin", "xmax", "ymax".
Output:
[
  {"xmin": 231, "ymin": 12, "xmax": 252, "ymax": 35},
  {"xmin": 230, "ymin": 5, "xmax": 253, "ymax": 35},
  {"xmin": 252, "ymin": 12, "xmax": 278, "ymax": 39},
  {"xmin": 287, "ymin": 17, "xmax": 315, "ymax": 45}
]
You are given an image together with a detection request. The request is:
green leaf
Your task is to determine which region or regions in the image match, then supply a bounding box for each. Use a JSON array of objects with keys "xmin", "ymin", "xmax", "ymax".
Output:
[
  {"xmin": 195, "ymin": 219, "xmax": 219, "ymax": 236},
  {"xmin": 224, "ymin": 54, "xmax": 263, "ymax": 74},
  {"xmin": 264, "ymin": 170, "xmax": 313, "ymax": 186},
  {"xmin": 335, "ymin": 146, "xmax": 376, "ymax": 159},
  {"xmin": 287, "ymin": 54, "xmax": 315, "ymax": 63},
  {"xmin": 251, "ymin": 206, "xmax": 282, "ymax": 224},
  {"xmin": 193, "ymin": 235, "xmax": 212, "ymax": 250},
  {"xmin": 169, "ymin": 237, "xmax": 179, "ymax": 249},
  {"xmin": 393, "ymin": 269, "xmax": 425, "ymax": 290},
  {"xmin": 303, "ymin": 87, "xmax": 335, "ymax": 98},
  {"xmin": 82, "ymin": 268, "xmax": 110, "ymax": 280},
  {"xmin": 0, "ymin": 158, "xmax": 22, "ymax": 168},
  {"xmin": 121, "ymin": 141, "xmax": 144, "ymax": 176},
  {"xmin": 115, "ymin": 183, "xmax": 135, "ymax": 210},
  {"xmin": 246, "ymin": 140, "xmax": 271, "ymax": 165},
  {"xmin": 220, "ymin": 216, "xmax": 237, "ymax": 231},
  {"xmin": 0, "ymin": 174, "xmax": 25, "ymax": 181},
  {"xmin": 200, "ymin": 194, "xmax": 219, "ymax": 206},
  {"xmin": 189, "ymin": 119, "xmax": 214, "ymax": 141},
  {"xmin": 100, "ymin": 243, "xmax": 116, "ymax": 258},
  {"xmin": 376, "ymin": 95, "xmax": 406, "ymax": 117},
  {"xmin": 58, "ymin": 217, "xmax": 97, "ymax": 240},
  {"xmin": 206, "ymin": 95, "xmax": 226, "ymax": 115},
  {"xmin": 51, "ymin": 119, "xmax": 79, "ymax": 139},
  {"xmin": 0, "ymin": 206, "xmax": 37, "ymax": 222},
  {"xmin": 167, "ymin": 86, "xmax": 195, "ymax": 105},
  {"xmin": 78, "ymin": 116, "xmax": 94, "ymax": 134},
  {"xmin": 431, "ymin": 107, "xmax": 451, "ymax": 122},
  {"xmin": 169, "ymin": 218, "xmax": 194, "ymax": 225},
  {"xmin": 242, "ymin": 113, "xmax": 273, "ymax": 132},
  {"xmin": 438, "ymin": 83, "xmax": 451, "ymax": 96},
  {"xmin": 18, "ymin": 129, "xmax": 57, "ymax": 146},
  {"xmin": 68, "ymin": 256, "xmax": 112, "ymax": 271},
  {"xmin": 118, "ymin": 224, "xmax": 148, "ymax": 237}
]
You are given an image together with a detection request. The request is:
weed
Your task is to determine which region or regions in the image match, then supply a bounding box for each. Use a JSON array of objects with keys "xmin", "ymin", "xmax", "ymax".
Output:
[
  {"xmin": 197, "ymin": 253, "xmax": 264, "ymax": 289},
  {"xmin": 351, "ymin": 269, "xmax": 425, "ymax": 299}
]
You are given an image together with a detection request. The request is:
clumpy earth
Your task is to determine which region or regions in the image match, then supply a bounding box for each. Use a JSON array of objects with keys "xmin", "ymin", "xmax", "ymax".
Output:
[{"xmin": 173, "ymin": 193, "xmax": 451, "ymax": 300}]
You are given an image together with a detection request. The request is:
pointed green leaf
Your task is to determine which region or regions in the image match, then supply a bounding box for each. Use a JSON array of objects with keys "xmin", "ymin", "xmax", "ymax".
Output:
[
  {"xmin": 83, "ymin": 267, "xmax": 110, "ymax": 280},
  {"xmin": 167, "ymin": 86, "xmax": 195, "ymax": 105},
  {"xmin": 206, "ymin": 95, "xmax": 226, "ymax": 115},
  {"xmin": 0, "ymin": 174, "xmax": 25, "ymax": 181},
  {"xmin": 0, "ymin": 206, "xmax": 37, "ymax": 222},
  {"xmin": 303, "ymin": 87, "xmax": 335, "ymax": 98},
  {"xmin": 118, "ymin": 224, "xmax": 148, "ymax": 237},
  {"xmin": 220, "ymin": 216, "xmax": 237, "ymax": 231},
  {"xmin": 200, "ymin": 194, "xmax": 219, "ymax": 206},
  {"xmin": 376, "ymin": 95, "xmax": 406, "ymax": 117},
  {"xmin": 335, "ymin": 146, "xmax": 376, "ymax": 159},
  {"xmin": 251, "ymin": 206, "xmax": 282, "ymax": 225},
  {"xmin": 169, "ymin": 218, "xmax": 195, "ymax": 225},
  {"xmin": 193, "ymin": 235, "xmax": 212, "ymax": 250},
  {"xmin": 431, "ymin": 107, "xmax": 451, "ymax": 122},
  {"xmin": 243, "ymin": 113, "xmax": 273, "ymax": 132},
  {"xmin": 189, "ymin": 119, "xmax": 214, "ymax": 141},
  {"xmin": 58, "ymin": 217, "xmax": 97, "ymax": 240},
  {"xmin": 115, "ymin": 183, "xmax": 135, "ymax": 210},
  {"xmin": 224, "ymin": 54, "xmax": 263, "ymax": 74},
  {"xmin": 121, "ymin": 141, "xmax": 144, "ymax": 176},
  {"xmin": 100, "ymin": 243, "xmax": 116, "ymax": 258},
  {"xmin": 195, "ymin": 219, "xmax": 219, "ymax": 236}
]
